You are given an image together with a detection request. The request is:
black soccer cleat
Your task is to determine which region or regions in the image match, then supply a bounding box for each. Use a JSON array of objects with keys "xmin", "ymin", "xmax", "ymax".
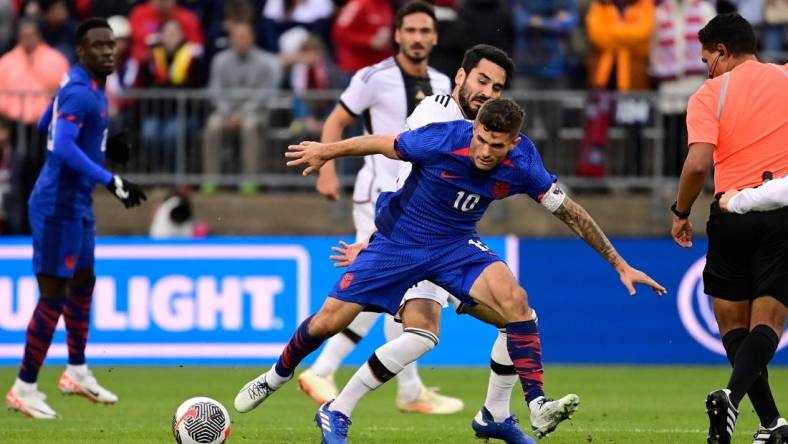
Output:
[
  {"xmin": 706, "ymin": 389, "xmax": 738, "ymax": 444},
  {"xmin": 752, "ymin": 417, "xmax": 788, "ymax": 444}
]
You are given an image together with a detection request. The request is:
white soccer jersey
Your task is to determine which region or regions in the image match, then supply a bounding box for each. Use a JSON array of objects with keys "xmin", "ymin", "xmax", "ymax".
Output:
[
  {"xmin": 727, "ymin": 174, "xmax": 788, "ymax": 213},
  {"xmin": 396, "ymin": 94, "xmax": 467, "ymax": 187},
  {"xmin": 339, "ymin": 57, "xmax": 451, "ymax": 205}
]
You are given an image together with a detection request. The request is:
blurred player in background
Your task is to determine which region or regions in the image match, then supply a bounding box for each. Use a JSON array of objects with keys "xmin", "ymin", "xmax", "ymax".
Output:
[
  {"xmin": 5, "ymin": 18, "xmax": 146, "ymax": 419},
  {"xmin": 298, "ymin": 0, "xmax": 464, "ymax": 415},
  {"xmin": 719, "ymin": 173, "xmax": 788, "ymax": 214},
  {"xmin": 236, "ymin": 98, "xmax": 666, "ymax": 444},
  {"xmin": 670, "ymin": 13, "xmax": 787, "ymax": 444}
]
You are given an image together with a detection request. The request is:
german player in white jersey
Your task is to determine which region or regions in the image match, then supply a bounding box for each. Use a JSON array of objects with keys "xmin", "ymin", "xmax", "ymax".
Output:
[
  {"xmin": 297, "ymin": 0, "xmax": 462, "ymax": 415},
  {"xmin": 720, "ymin": 173, "xmax": 788, "ymax": 214},
  {"xmin": 320, "ymin": 46, "xmax": 577, "ymax": 444}
]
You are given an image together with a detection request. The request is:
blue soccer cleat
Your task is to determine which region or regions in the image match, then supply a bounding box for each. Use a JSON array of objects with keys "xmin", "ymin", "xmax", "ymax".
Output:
[
  {"xmin": 472, "ymin": 406, "xmax": 537, "ymax": 444},
  {"xmin": 315, "ymin": 401, "xmax": 352, "ymax": 444}
]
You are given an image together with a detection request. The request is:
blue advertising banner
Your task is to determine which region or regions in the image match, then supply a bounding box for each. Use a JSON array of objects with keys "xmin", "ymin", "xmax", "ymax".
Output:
[
  {"xmin": 0, "ymin": 236, "xmax": 516, "ymax": 366},
  {"xmin": 515, "ymin": 238, "xmax": 788, "ymax": 365},
  {"xmin": 0, "ymin": 237, "xmax": 784, "ymax": 366}
]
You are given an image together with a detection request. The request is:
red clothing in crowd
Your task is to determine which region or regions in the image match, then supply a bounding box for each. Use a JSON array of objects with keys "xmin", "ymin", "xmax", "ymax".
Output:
[
  {"xmin": 332, "ymin": 0, "xmax": 394, "ymax": 74},
  {"xmin": 128, "ymin": 2, "xmax": 204, "ymax": 63}
]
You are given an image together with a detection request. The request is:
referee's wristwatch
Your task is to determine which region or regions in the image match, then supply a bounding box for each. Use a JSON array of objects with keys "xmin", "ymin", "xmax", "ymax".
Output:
[{"xmin": 670, "ymin": 201, "xmax": 691, "ymax": 219}]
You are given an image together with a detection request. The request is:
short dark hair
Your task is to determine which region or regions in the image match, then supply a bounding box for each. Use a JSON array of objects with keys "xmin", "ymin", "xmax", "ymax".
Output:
[
  {"xmin": 395, "ymin": 0, "xmax": 436, "ymax": 30},
  {"xmin": 477, "ymin": 98, "xmax": 525, "ymax": 136},
  {"xmin": 75, "ymin": 17, "xmax": 112, "ymax": 45},
  {"xmin": 461, "ymin": 44, "xmax": 515, "ymax": 86},
  {"xmin": 698, "ymin": 13, "xmax": 757, "ymax": 56}
]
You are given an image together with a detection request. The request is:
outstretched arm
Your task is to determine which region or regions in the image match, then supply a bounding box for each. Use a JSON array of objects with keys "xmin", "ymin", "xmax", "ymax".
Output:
[
  {"xmin": 720, "ymin": 175, "xmax": 788, "ymax": 213},
  {"xmin": 552, "ymin": 196, "xmax": 667, "ymax": 296},
  {"xmin": 286, "ymin": 134, "xmax": 399, "ymax": 175}
]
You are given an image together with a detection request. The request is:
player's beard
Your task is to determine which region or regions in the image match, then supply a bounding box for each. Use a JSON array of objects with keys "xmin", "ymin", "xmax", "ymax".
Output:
[
  {"xmin": 401, "ymin": 44, "xmax": 428, "ymax": 64},
  {"xmin": 457, "ymin": 81, "xmax": 481, "ymax": 119}
]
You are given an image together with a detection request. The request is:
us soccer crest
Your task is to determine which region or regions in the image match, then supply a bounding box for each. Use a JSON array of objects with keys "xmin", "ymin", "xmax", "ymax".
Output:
[{"xmin": 492, "ymin": 181, "xmax": 511, "ymax": 199}]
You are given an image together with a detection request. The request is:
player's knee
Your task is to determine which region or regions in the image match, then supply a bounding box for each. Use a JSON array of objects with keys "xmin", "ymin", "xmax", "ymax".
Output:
[{"xmin": 499, "ymin": 287, "xmax": 530, "ymax": 321}]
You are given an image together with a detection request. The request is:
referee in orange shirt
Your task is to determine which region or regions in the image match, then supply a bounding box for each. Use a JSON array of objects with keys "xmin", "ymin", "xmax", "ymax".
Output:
[{"xmin": 671, "ymin": 13, "xmax": 788, "ymax": 444}]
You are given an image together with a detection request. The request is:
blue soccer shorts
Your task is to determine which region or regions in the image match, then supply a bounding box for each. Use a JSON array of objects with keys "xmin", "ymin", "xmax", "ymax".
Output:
[
  {"xmin": 330, "ymin": 233, "xmax": 504, "ymax": 314},
  {"xmin": 29, "ymin": 210, "xmax": 96, "ymax": 278}
]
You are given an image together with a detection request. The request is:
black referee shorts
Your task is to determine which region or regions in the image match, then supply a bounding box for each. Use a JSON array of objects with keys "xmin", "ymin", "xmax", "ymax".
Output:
[{"xmin": 703, "ymin": 200, "xmax": 788, "ymax": 307}]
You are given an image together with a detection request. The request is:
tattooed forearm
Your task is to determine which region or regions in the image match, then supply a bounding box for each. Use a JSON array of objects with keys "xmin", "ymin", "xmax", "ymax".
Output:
[{"xmin": 553, "ymin": 197, "xmax": 623, "ymax": 268}]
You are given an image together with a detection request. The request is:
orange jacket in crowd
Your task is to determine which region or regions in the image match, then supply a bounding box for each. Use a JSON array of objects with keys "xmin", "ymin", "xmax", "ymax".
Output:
[
  {"xmin": 0, "ymin": 43, "xmax": 69, "ymax": 124},
  {"xmin": 586, "ymin": 0, "xmax": 654, "ymax": 91}
]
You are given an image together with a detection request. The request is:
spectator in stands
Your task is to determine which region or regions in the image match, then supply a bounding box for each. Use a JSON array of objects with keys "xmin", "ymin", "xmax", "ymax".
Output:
[
  {"xmin": 138, "ymin": 19, "xmax": 203, "ymax": 171},
  {"xmin": 202, "ymin": 21, "xmax": 281, "ymax": 194},
  {"xmin": 586, "ymin": 0, "xmax": 654, "ymax": 91},
  {"xmin": 578, "ymin": 0, "xmax": 654, "ymax": 177},
  {"xmin": 332, "ymin": 0, "xmax": 395, "ymax": 76},
  {"xmin": 286, "ymin": 33, "xmax": 342, "ymax": 141},
  {"xmin": 0, "ymin": 0, "xmax": 14, "ymax": 54},
  {"xmin": 762, "ymin": 0, "xmax": 788, "ymax": 54},
  {"xmin": 0, "ymin": 119, "xmax": 11, "ymax": 234},
  {"xmin": 428, "ymin": 0, "xmax": 469, "ymax": 79},
  {"xmin": 651, "ymin": 0, "xmax": 715, "ymax": 175},
  {"xmin": 128, "ymin": 0, "xmax": 204, "ymax": 63},
  {"xmin": 513, "ymin": 0, "xmax": 578, "ymax": 88},
  {"xmin": 458, "ymin": 0, "xmax": 514, "ymax": 54},
  {"xmin": 260, "ymin": 0, "xmax": 333, "ymax": 52},
  {"xmin": 39, "ymin": 0, "xmax": 77, "ymax": 63},
  {"xmin": 202, "ymin": 0, "xmax": 259, "ymax": 63},
  {"xmin": 106, "ymin": 15, "xmax": 138, "ymax": 131},
  {"xmin": 149, "ymin": 187, "xmax": 210, "ymax": 238},
  {"xmin": 87, "ymin": 0, "xmax": 138, "ymax": 19},
  {"xmin": 0, "ymin": 18, "xmax": 69, "ymax": 126}
]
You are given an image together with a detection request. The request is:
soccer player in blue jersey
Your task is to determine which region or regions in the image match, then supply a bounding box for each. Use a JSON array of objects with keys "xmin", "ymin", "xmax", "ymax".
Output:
[
  {"xmin": 5, "ymin": 18, "xmax": 146, "ymax": 419},
  {"xmin": 235, "ymin": 98, "xmax": 666, "ymax": 442}
]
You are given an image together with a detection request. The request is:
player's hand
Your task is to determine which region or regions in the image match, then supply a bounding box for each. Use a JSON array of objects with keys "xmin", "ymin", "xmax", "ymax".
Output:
[
  {"xmin": 616, "ymin": 262, "xmax": 667, "ymax": 296},
  {"xmin": 330, "ymin": 240, "xmax": 367, "ymax": 267},
  {"xmin": 719, "ymin": 189, "xmax": 739, "ymax": 212},
  {"xmin": 105, "ymin": 130, "xmax": 131, "ymax": 164},
  {"xmin": 317, "ymin": 168, "xmax": 340, "ymax": 201},
  {"xmin": 106, "ymin": 175, "xmax": 147, "ymax": 208},
  {"xmin": 285, "ymin": 141, "xmax": 326, "ymax": 175},
  {"xmin": 671, "ymin": 216, "xmax": 693, "ymax": 248}
]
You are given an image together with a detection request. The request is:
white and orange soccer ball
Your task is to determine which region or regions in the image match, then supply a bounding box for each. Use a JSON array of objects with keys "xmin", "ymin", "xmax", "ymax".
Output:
[{"xmin": 172, "ymin": 397, "xmax": 231, "ymax": 444}]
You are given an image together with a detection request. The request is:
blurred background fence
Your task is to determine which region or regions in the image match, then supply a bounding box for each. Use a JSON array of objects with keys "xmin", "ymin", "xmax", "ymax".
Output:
[{"xmin": 1, "ymin": 88, "xmax": 687, "ymax": 191}]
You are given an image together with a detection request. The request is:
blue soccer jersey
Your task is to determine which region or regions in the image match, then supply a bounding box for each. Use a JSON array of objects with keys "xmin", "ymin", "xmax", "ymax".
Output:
[
  {"xmin": 375, "ymin": 120, "xmax": 557, "ymax": 244},
  {"xmin": 29, "ymin": 64, "xmax": 112, "ymax": 220}
]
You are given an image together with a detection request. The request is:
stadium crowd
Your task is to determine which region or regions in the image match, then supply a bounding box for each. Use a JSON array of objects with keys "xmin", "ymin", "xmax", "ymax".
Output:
[{"xmin": 0, "ymin": 0, "xmax": 786, "ymax": 234}]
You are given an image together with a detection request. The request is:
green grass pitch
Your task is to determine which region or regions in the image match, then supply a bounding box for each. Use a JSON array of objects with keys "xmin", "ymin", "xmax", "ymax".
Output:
[{"xmin": 1, "ymin": 365, "xmax": 785, "ymax": 443}]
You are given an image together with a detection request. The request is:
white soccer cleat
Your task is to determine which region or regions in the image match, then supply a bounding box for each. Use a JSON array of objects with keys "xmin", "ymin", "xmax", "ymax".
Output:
[
  {"xmin": 58, "ymin": 369, "xmax": 118, "ymax": 404},
  {"xmin": 395, "ymin": 386, "xmax": 464, "ymax": 415},
  {"xmin": 529, "ymin": 393, "xmax": 580, "ymax": 438},
  {"xmin": 6, "ymin": 382, "xmax": 59, "ymax": 419},
  {"xmin": 234, "ymin": 371, "xmax": 291, "ymax": 413},
  {"xmin": 297, "ymin": 368, "xmax": 338, "ymax": 405}
]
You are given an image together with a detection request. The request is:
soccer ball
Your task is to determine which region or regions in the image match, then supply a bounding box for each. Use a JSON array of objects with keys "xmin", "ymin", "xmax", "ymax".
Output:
[{"xmin": 172, "ymin": 397, "xmax": 231, "ymax": 444}]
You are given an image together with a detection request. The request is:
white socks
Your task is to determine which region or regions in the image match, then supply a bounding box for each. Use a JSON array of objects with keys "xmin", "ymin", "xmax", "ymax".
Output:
[
  {"xmin": 331, "ymin": 328, "xmax": 437, "ymax": 417},
  {"xmin": 66, "ymin": 364, "xmax": 88, "ymax": 378},
  {"xmin": 13, "ymin": 378, "xmax": 36, "ymax": 393},
  {"xmin": 265, "ymin": 365, "xmax": 291, "ymax": 389},
  {"xmin": 484, "ymin": 331, "xmax": 517, "ymax": 422},
  {"xmin": 384, "ymin": 315, "xmax": 424, "ymax": 402},
  {"xmin": 311, "ymin": 312, "xmax": 380, "ymax": 377}
]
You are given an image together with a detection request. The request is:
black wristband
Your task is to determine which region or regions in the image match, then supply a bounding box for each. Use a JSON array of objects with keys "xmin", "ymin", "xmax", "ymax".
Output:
[{"xmin": 671, "ymin": 201, "xmax": 690, "ymax": 219}]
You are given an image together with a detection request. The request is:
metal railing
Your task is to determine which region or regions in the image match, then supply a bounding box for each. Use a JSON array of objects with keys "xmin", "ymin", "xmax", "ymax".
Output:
[{"xmin": 1, "ymin": 88, "xmax": 694, "ymax": 197}]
